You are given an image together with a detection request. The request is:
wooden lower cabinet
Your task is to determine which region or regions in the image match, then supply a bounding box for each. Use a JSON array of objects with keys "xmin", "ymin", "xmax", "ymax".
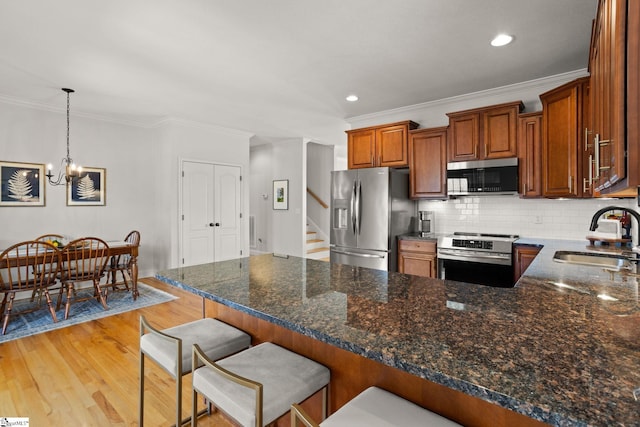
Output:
[
  {"xmin": 513, "ymin": 244, "xmax": 542, "ymax": 282},
  {"xmin": 398, "ymin": 239, "xmax": 437, "ymax": 278}
]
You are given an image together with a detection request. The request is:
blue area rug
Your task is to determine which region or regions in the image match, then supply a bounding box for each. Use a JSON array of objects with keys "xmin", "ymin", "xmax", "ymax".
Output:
[{"xmin": 0, "ymin": 282, "xmax": 178, "ymax": 344}]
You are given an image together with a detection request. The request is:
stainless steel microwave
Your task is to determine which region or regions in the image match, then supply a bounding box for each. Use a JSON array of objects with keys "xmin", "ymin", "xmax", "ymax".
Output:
[{"xmin": 446, "ymin": 157, "xmax": 518, "ymax": 196}]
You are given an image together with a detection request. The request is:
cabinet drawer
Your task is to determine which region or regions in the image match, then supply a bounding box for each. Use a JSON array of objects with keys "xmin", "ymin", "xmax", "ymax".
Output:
[{"xmin": 398, "ymin": 239, "xmax": 436, "ymax": 253}]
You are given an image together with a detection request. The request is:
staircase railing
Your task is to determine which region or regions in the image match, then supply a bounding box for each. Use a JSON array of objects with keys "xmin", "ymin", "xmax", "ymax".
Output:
[{"xmin": 307, "ymin": 187, "xmax": 328, "ymax": 209}]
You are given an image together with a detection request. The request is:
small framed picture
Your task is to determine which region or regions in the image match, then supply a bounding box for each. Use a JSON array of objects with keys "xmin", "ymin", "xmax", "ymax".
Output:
[
  {"xmin": 273, "ymin": 179, "xmax": 289, "ymax": 210},
  {"xmin": 0, "ymin": 161, "xmax": 46, "ymax": 207},
  {"xmin": 67, "ymin": 167, "xmax": 106, "ymax": 206}
]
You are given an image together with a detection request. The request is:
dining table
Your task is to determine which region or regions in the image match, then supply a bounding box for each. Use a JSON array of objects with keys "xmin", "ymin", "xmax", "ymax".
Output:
[{"xmin": 0, "ymin": 240, "xmax": 140, "ymax": 300}]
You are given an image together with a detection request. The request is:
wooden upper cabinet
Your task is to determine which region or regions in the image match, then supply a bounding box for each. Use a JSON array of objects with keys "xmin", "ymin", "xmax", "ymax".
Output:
[
  {"xmin": 447, "ymin": 101, "xmax": 523, "ymax": 162},
  {"xmin": 590, "ymin": 0, "xmax": 638, "ymax": 195},
  {"xmin": 517, "ymin": 112, "xmax": 543, "ymax": 198},
  {"xmin": 540, "ymin": 77, "xmax": 589, "ymax": 198},
  {"xmin": 448, "ymin": 114, "xmax": 479, "ymax": 161},
  {"xmin": 348, "ymin": 129, "xmax": 376, "ymax": 169},
  {"xmin": 408, "ymin": 127, "xmax": 448, "ymax": 199},
  {"xmin": 347, "ymin": 121, "xmax": 419, "ymax": 169}
]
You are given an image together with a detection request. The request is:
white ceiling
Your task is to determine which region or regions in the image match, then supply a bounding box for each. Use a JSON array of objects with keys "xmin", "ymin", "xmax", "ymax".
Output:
[{"xmin": 0, "ymin": 0, "xmax": 598, "ymax": 145}]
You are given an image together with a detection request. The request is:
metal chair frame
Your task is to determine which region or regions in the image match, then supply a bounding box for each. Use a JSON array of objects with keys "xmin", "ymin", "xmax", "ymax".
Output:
[
  {"xmin": 192, "ymin": 343, "xmax": 328, "ymax": 427},
  {"xmin": 140, "ymin": 315, "xmax": 248, "ymax": 426}
]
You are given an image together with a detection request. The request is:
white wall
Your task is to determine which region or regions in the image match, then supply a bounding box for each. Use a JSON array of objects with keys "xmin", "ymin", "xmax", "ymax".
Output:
[
  {"xmin": 249, "ymin": 144, "xmax": 274, "ymax": 253},
  {"xmin": 249, "ymin": 138, "xmax": 307, "ymax": 257},
  {"xmin": 306, "ymin": 142, "xmax": 333, "ymax": 238},
  {"xmin": 272, "ymin": 139, "xmax": 306, "ymax": 257},
  {"xmin": 0, "ymin": 101, "xmax": 251, "ymax": 276}
]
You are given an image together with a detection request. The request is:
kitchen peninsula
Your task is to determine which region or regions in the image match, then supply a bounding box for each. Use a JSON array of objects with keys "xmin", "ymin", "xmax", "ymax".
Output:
[{"xmin": 156, "ymin": 241, "xmax": 640, "ymax": 427}]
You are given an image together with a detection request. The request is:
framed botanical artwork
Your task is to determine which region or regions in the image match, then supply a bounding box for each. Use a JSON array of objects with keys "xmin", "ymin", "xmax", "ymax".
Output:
[
  {"xmin": 67, "ymin": 167, "xmax": 106, "ymax": 206},
  {"xmin": 273, "ymin": 179, "xmax": 289, "ymax": 210},
  {"xmin": 0, "ymin": 161, "xmax": 46, "ymax": 207}
]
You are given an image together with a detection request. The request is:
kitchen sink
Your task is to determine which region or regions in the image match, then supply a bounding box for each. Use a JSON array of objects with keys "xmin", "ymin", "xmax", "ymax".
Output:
[{"xmin": 552, "ymin": 251, "xmax": 633, "ymax": 269}]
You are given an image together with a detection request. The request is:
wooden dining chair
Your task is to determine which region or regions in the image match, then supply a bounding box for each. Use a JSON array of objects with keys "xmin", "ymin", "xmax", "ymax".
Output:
[
  {"xmin": 30, "ymin": 233, "xmax": 65, "ymax": 305},
  {"xmin": 56, "ymin": 237, "xmax": 110, "ymax": 320},
  {"xmin": 104, "ymin": 230, "xmax": 140, "ymax": 292},
  {"xmin": 1, "ymin": 240, "xmax": 61, "ymax": 335}
]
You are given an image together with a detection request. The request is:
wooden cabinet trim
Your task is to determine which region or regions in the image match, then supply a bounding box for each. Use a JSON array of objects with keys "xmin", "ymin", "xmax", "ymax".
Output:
[{"xmin": 445, "ymin": 101, "xmax": 525, "ymax": 119}]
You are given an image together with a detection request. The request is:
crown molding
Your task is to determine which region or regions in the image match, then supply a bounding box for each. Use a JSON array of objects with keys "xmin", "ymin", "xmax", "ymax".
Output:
[
  {"xmin": 346, "ymin": 69, "xmax": 589, "ymax": 123},
  {"xmin": 0, "ymin": 93, "xmax": 254, "ymax": 136},
  {"xmin": 151, "ymin": 117, "xmax": 255, "ymax": 139}
]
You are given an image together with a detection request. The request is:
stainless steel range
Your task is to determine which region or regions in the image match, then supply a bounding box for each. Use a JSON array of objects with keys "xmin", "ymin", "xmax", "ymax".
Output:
[{"xmin": 437, "ymin": 232, "xmax": 519, "ymax": 287}]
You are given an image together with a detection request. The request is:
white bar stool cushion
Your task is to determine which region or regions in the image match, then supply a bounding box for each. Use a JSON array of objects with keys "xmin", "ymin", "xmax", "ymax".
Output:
[
  {"xmin": 141, "ymin": 318, "xmax": 250, "ymax": 375},
  {"xmin": 193, "ymin": 342, "xmax": 330, "ymax": 427},
  {"xmin": 321, "ymin": 387, "xmax": 461, "ymax": 427}
]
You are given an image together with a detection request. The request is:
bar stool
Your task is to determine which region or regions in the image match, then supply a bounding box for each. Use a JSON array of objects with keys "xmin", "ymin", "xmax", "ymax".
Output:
[
  {"xmin": 139, "ymin": 315, "xmax": 251, "ymax": 426},
  {"xmin": 291, "ymin": 386, "xmax": 461, "ymax": 426},
  {"xmin": 191, "ymin": 341, "xmax": 330, "ymax": 426}
]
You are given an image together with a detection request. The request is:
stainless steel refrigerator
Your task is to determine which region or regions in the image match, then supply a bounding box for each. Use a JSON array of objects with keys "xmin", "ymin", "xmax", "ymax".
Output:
[{"xmin": 330, "ymin": 167, "xmax": 416, "ymax": 271}]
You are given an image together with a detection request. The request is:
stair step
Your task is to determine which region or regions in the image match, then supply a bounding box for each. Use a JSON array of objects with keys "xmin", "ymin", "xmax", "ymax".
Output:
[
  {"xmin": 306, "ymin": 238, "xmax": 323, "ymax": 244},
  {"xmin": 307, "ymin": 247, "xmax": 330, "ymax": 254}
]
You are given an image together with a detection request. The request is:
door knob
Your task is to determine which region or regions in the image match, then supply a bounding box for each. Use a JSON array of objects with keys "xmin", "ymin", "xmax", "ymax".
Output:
[
  {"xmin": 209, "ymin": 222, "xmax": 220, "ymax": 227},
  {"xmin": 215, "ymin": 223, "xmax": 220, "ymax": 227}
]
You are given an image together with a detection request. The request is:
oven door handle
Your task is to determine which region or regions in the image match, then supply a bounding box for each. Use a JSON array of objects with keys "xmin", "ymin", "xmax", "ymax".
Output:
[{"xmin": 437, "ymin": 249, "xmax": 512, "ymax": 265}]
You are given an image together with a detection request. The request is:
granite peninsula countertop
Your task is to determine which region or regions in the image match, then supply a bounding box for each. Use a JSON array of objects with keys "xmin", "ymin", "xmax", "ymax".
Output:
[{"xmin": 157, "ymin": 239, "xmax": 640, "ymax": 427}]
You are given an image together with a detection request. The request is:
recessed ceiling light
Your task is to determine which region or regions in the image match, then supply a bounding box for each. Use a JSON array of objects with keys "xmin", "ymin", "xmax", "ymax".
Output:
[
  {"xmin": 346, "ymin": 94, "xmax": 359, "ymax": 102},
  {"xmin": 491, "ymin": 34, "xmax": 513, "ymax": 47}
]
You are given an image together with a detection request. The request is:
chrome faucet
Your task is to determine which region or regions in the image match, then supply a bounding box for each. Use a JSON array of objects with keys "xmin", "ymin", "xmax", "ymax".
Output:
[{"xmin": 589, "ymin": 206, "xmax": 640, "ymax": 249}]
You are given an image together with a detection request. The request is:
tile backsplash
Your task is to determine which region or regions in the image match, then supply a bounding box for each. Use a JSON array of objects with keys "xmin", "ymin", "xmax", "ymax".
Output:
[{"xmin": 418, "ymin": 196, "xmax": 639, "ymax": 244}]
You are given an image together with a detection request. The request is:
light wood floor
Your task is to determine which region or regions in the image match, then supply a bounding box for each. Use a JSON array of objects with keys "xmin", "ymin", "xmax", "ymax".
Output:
[{"xmin": 0, "ymin": 278, "xmax": 235, "ymax": 426}]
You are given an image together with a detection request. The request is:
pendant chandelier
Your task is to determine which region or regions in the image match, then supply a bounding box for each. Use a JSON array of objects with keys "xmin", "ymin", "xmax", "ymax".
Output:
[{"xmin": 46, "ymin": 88, "xmax": 82, "ymax": 186}]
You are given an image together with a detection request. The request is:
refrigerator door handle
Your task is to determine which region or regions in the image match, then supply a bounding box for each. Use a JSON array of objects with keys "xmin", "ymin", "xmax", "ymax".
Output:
[
  {"xmin": 331, "ymin": 249, "xmax": 386, "ymax": 259},
  {"xmin": 350, "ymin": 180, "xmax": 357, "ymax": 234},
  {"xmin": 356, "ymin": 180, "xmax": 362, "ymax": 235}
]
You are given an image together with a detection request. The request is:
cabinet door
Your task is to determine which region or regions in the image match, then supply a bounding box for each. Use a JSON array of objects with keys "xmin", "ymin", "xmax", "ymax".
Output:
[
  {"xmin": 590, "ymin": 0, "xmax": 627, "ymax": 190},
  {"xmin": 398, "ymin": 240, "xmax": 437, "ymax": 278},
  {"xmin": 484, "ymin": 105, "xmax": 519, "ymax": 159},
  {"xmin": 409, "ymin": 127, "xmax": 447, "ymax": 199},
  {"xmin": 542, "ymin": 84, "xmax": 580, "ymax": 197},
  {"xmin": 377, "ymin": 124, "xmax": 409, "ymax": 167},
  {"xmin": 348, "ymin": 129, "xmax": 376, "ymax": 169},
  {"xmin": 398, "ymin": 252, "xmax": 437, "ymax": 278},
  {"xmin": 448, "ymin": 114, "xmax": 479, "ymax": 161},
  {"xmin": 517, "ymin": 113, "xmax": 542, "ymax": 197},
  {"xmin": 513, "ymin": 245, "xmax": 541, "ymax": 282}
]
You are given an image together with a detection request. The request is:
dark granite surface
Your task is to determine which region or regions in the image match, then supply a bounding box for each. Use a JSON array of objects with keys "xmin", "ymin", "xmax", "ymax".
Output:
[{"xmin": 157, "ymin": 239, "xmax": 640, "ymax": 427}]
